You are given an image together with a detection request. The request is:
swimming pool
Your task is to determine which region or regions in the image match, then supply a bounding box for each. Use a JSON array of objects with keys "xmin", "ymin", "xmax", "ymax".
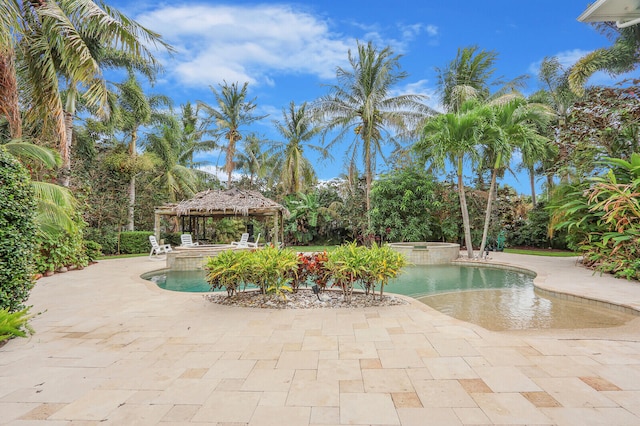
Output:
[{"xmin": 142, "ymin": 265, "xmax": 636, "ymax": 330}]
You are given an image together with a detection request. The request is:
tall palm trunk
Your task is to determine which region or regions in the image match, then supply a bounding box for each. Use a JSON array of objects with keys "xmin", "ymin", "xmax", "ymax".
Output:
[
  {"xmin": 0, "ymin": 51, "xmax": 22, "ymax": 139},
  {"xmin": 529, "ymin": 166, "xmax": 536, "ymax": 206},
  {"xmin": 60, "ymin": 86, "xmax": 78, "ymax": 187},
  {"xmin": 226, "ymin": 136, "xmax": 235, "ymax": 189},
  {"xmin": 457, "ymin": 157, "xmax": 474, "ymax": 259},
  {"xmin": 479, "ymin": 165, "xmax": 498, "ymax": 255},
  {"xmin": 127, "ymin": 128, "xmax": 138, "ymax": 231}
]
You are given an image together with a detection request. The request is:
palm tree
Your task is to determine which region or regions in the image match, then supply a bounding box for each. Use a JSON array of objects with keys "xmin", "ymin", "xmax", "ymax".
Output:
[
  {"xmin": 0, "ymin": 0, "xmax": 170, "ymax": 186},
  {"xmin": 176, "ymin": 102, "xmax": 217, "ymax": 169},
  {"xmin": 415, "ymin": 101, "xmax": 486, "ymax": 259},
  {"xmin": 235, "ymin": 133, "xmax": 271, "ymax": 188},
  {"xmin": 199, "ymin": 81, "xmax": 266, "ymax": 189},
  {"xmin": 2, "ymin": 139, "xmax": 76, "ymax": 234},
  {"xmin": 112, "ymin": 72, "xmax": 171, "ymax": 230},
  {"xmin": 436, "ymin": 45, "xmax": 528, "ymax": 112},
  {"xmin": 478, "ymin": 98, "xmax": 550, "ymax": 255},
  {"xmin": 272, "ymin": 101, "xmax": 326, "ymax": 195},
  {"xmin": 144, "ymin": 119, "xmax": 199, "ymax": 203},
  {"xmin": 315, "ymin": 41, "xmax": 433, "ymax": 218},
  {"xmin": 569, "ymin": 23, "xmax": 640, "ymax": 94}
]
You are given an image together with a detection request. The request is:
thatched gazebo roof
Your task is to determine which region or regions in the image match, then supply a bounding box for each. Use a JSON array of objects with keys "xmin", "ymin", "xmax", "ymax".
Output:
[
  {"xmin": 172, "ymin": 188, "xmax": 289, "ymax": 217},
  {"xmin": 153, "ymin": 189, "xmax": 288, "ymax": 245}
]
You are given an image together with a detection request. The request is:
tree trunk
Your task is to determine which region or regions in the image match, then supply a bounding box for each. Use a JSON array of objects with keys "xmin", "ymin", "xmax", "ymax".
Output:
[
  {"xmin": 529, "ymin": 166, "xmax": 536, "ymax": 206},
  {"xmin": 127, "ymin": 129, "xmax": 138, "ymax": 231},
  {"xmin": 457, "ymin": 161, "xmax": 474, "ymax": 259},
  {"xmin": 127, "ymin": 174, "xmax": 136, "ymax": 231},
  {"xmin": 0, "ymin": 51, "xmax": 22, "ymax": 139},
  {"xmin": 364, "ymin": 142, "xmax": 372, "ymax": 228},
  {"xmin": 479, "ymin": 169, "xmax": 497, "ymax": 256},
  {"xmin": 226, "ymin": 135, "xmax": 235, "ymax": 189},
  {"xmin": 57, "ymin": 110, "xmax": 74, "ymax": 187}
]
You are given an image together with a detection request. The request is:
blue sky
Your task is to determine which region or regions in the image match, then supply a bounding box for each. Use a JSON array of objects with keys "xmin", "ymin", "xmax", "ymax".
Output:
[{"xmin": 109, "ymin": 0, "xmax": 630, "ymax": 194}]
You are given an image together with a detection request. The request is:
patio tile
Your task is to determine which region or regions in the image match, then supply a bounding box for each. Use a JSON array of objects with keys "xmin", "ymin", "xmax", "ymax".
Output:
[
  {"xmin": 249, "ymin": 405, "xmax": 310, "ymax": 426},
  {"xmin": 453, "ymin": 407, "xmax": 491, "ymax": 424},
  {"xmin": 458, "ymin": 378, "xmax": 492, "ymax": 394},
  {"xmin": 48, "ymin": 389, "xmax": 136, "ymax": 421},
  {"xmin": 580, "ymin": 376, "xmax": 622, "ymax": 391},
  {"xmin": 309, "ymin": 406, "xmax": 340, "ymax": 424},
  {"xmin": 397, "ymin": 407, "xmax": 461, "ymax": 426},
  {"xmin": 521, "ymin": 391, "xmax": 562, "ymax": 408},
  {"xmin": 533, "ymin": 377, "xmax": 618, "ymax": 408},
  {"xmin": 338, "ymin": 341, "xmax": 378, "ymax": 359},
  {"xmin": 339, "ymin": 380, "xmax": 364, "ymax": 393},
  {"xmin": 276, "ymin": 351, "xmax": 319, "ymax": 370},
  {"xmin": 362, "ymin": 368, "xmax": 414, "ymax": 393},
  {"xmin": 425, "ymin": 357, "xmax": 477, "ymax": 379},
  {"xmin": 286, "ymin": 378, "xmax": 339, "ymax": 407},
  {"xmin": 391, "ymin": 392, "xmax": 422, "ymax": 408},
  {"xmin": 473, "ymin": 366, "xmax": 541, "ymax": 393},
  {"xmin": 18, "ymin": 403, "xmax": 66, "ymax": 420},
  {"xmin": 339, "ymin": 393, "xmax": 399, "ymax": 425},
  {"xmin": 541, "ymin": 407, "xmax": 640, "ymax": 426},
  {"xmin": 317, "ymin": 359, "xmax": 362, "ymax": 381},
  {"xmin": 202, "ymin": 359, "xmax": 256, "ymax": 379},
  {"xmin": 240, "ymin": 368, "xmax": 294, "ymax": 392},
  {"xmin": 377, "ymin": 348, "xmax": 424, "ymax": 368},
  {"xmin": 192, "ymin": 390, "xmax": 260, "ymax": 423},
  {"xmin": 472, "ymin": 392, "xmax": 553, "ymax": 425},
  {"xmin": 412, "ymin": 379, "xmax": 477, "ymax": 408},
  {"xmin": 160, "ymin": 404, "xmax": 200, "ymax": 422}
]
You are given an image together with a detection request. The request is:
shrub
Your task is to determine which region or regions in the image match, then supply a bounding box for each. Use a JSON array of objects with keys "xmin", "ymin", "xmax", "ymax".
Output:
[
  {"xmin": 326, "ymin": 243, "xmax": 407, "ymax": 301},
  {"xmin": 0, "ymin": 147, "xmax": 37, "ymax": 311},
  {"xmin": 84, "ymin": 227, "xmax": 119, "ymax": 255},
  {"xmin": 161, "ymin": 232, "xmax": 182, "ymax": 247},
  {"xmin": 0, "ymin": 308, "xmax": 34, "ymax": 342},
  {"xmin": 119, "ymin": 231, "xmax": 154, "ymax": 254},
  {"xmin": 33, "ymin": 213, "xmax": 90, "ymax": 274}
]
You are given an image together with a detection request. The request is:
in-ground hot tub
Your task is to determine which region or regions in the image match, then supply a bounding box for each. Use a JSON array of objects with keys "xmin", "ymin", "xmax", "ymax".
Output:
[{"xmin": 389, "ymin": 242, "xmax": 460, "ymax": 264}]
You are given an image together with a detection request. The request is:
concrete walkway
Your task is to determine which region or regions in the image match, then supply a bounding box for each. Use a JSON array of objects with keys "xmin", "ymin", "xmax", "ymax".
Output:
[{"xmin": 1, "ymin": 253, "xmax": 640, "ymax": 425}]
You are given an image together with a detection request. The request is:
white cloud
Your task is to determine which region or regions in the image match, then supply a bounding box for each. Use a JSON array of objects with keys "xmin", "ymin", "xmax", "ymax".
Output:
[
  {"xmin": 391, "ymin": 79, "xmax": 444, "ymax": 113},
  {"xmin": 528, "ymin": 49, "xmax": 590, "ymax": 76},
  {"xmin": 135, "ymin": 4, "xmax": 355, "ymax": 87}
]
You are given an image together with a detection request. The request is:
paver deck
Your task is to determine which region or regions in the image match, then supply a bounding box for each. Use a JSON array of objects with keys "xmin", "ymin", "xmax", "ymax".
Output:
[{"xmin": 1, "ymin": 252, "xmax": 640, "ymax": 425}]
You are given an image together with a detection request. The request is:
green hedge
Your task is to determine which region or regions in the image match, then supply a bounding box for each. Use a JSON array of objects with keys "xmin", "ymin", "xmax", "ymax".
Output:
[
  {"xmin": 0, "ymin": 147, "xmax": 37, "ymax": 312},
  {"xmin": 119, "ymin": 231, "xmax": 154, "ymax": 254}
]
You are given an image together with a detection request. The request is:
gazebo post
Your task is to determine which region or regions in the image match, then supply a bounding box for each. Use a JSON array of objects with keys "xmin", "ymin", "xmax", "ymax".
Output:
[
  {"xmin": 154, "ymin": 210, "xmax": 161, "ymax": 241},
  {"xmin": 272, "ymin": 213, "xmax": 279, "ymax": 246}
]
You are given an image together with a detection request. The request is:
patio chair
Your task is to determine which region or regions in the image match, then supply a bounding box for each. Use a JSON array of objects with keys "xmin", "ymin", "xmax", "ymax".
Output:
[
  {"xmin": 231, "ymin": 233, "xmax": 250, "ymax": 248},
  {"xmin": 246, "ymin": 233, "xmax": 261, "ymax": 249},
  {"xmin": 180, "ymin": 234, "xmax": 200, "ymax": 247},
  {"xmin": 149, "ymin": 235, "xmax": 172, "ymax": 258}
]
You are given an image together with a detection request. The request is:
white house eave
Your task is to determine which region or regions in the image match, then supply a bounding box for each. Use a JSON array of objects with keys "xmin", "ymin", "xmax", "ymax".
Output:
[{"xmin": 578, "ymin": 0, "xmax": 640, "ymax": 27}]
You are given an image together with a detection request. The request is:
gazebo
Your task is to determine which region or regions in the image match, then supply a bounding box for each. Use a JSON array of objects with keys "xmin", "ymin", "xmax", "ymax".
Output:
[{"xmin": 154, "ymin": 188, "xmax": 289, "ymax": 245}]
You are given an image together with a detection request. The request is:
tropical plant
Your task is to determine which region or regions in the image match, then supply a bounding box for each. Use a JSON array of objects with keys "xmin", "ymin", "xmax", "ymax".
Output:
[
  {"xmin": 415, "ymin": 101, "xmax": 487, "ymax": 258},
  {"xmin": 271, "ymin": 101, "xmax": 325, "ymax": 194},
  {"xmin": 0, "ymin": 308, "xmax": 34, "ymax": 342},
  {"xmin": 478, "ymin": 98, "xmax": 550, "ymax": 254},
  {"xmin": 144, "ymin": 119, "xmax": 200, "ymax": 203},
  {"xmin": 364, "ymin": 243, "xmax": 407, "ymax": 299},
  {"xmin": 199, "ymin": 81, "xmax": 266, "ymax": 188},
  {"xmin": 569, "ymin": 23, "xmax": 640, "ymax": 95},
  {"xmin": 370, "ymin": 167, "xmax": 440, "ymax": 242},
  {"xmin": 112, "ymin": 72, "xmax": 171, "ymax": 230},
  {"xmin": 284, "ymin": 192, "xmax": 327, "ymax": 245},
  {"xmin": 296, "ymin": 251, "xmax": 329, "ymax": 292},
  {"xmin": 205, "ymin": 249, "xmax": 251, "ymax": 296},
  {"xmin": 0, "ymin": 0, "xmax": 169, "ymax": 185},
  {"xmin": 0, "ymin": 146, "xmax": 36, "ymax": 312},
  {"xmin": 235, "ymin": 133, "xmax": 272, "ymax": 189},
  {"xmin": 552, "ymin": 154, "xmax": 640, "ymax": 280},
  {"xmin": 315, "ymin": 41, "xmax": 433, "ymax": 218},
  {"xmin": 251, "ymin": 247, "xmax": 299, "ymax": 300}
]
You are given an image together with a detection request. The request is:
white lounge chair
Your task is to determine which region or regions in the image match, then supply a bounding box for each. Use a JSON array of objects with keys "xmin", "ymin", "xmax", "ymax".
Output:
[
  {"xmin": 231, "ymin": 233, "xmax": 250, "ymax": 248},
  {"xmin": 180, "ymin": 234, "xmax": 200, "ymax": 247},
  {"xmin": 247, "ymin": 233, "xmax": 261, "ymax": 249},
  {"xmin": 149, "ymin": 235, "xmax": 172, "ymax": 258}
]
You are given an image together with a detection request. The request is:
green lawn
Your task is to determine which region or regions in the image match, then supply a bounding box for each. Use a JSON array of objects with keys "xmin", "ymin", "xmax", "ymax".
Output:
[
  {"xmin": 97, "ymin": 253, "xmax": 148, "ymax": 260},
  {"xmin": 288, "ymin": 245, "xmax": 338, "ymax": 252},
  {"xmin": 504, "ymin": 248, "xmax": 578, "ymax": 257}
]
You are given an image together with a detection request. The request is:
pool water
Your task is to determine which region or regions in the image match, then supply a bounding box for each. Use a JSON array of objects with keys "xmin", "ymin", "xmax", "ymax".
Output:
[{"xmin": 142, "ymin": 265, "xmax": 636, "ymax": 330}]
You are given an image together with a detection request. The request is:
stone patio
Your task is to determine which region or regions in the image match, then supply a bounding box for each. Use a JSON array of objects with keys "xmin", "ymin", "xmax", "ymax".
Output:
[{"xmin": 1, "ymin": 252, "xmax": 640, "ymax": 425}]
